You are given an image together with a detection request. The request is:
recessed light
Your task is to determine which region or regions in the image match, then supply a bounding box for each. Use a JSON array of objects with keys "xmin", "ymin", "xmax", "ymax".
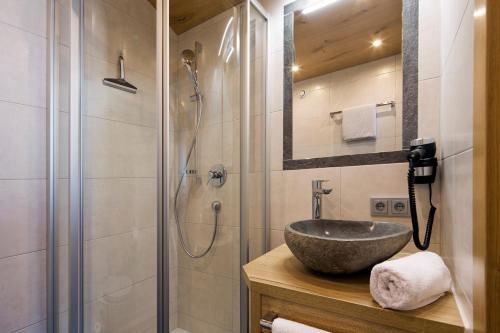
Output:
[
  {"xmin": 302, "ymin": 0, "xmax": 340, "ymax": 15},
  {"xmin": 292, "ymin": 65, "xmax": 300, "ymax": 72},
  {"xmin": 372, "ymin": 39, "xmax": 382, "ymax": 47}
]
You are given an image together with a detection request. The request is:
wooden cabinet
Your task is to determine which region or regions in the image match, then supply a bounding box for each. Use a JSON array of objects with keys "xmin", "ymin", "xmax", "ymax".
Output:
[{"xmin": 244, "ymin": 245, "xmax": 464, "ymax": 333}]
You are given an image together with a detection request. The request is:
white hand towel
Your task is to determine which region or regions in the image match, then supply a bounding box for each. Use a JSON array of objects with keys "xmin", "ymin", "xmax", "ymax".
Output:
[
  {"xmin": 341, "ymin": 104, "xmax": 377, "ymax": 141},
  {"xmin": 272, "ymin": 318, "xmax": 330, "ymax": 333},
  {"xmin": 370, "ymin": 252, "xmax": 452, "ymax": 310}
]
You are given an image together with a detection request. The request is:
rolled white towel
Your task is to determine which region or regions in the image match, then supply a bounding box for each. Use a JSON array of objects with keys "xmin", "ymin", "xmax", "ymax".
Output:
[
  {"xmin": 370, "ymin": 252, "xmax": 451, "ymax": 310},
  {"xmin": 272, "ymin": 318, "xmax": 330, "ymax": 333}
]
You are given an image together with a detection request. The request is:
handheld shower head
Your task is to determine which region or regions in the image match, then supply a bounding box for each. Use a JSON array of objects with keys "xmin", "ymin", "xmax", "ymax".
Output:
[{"xmin": 181, "ymin": 49, "xmax": 196, "ymax": 66}]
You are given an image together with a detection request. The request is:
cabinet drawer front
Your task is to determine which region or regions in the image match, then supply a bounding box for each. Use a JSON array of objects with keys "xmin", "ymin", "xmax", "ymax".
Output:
[{"xmin": 261, "ymin": 296, "xmax": 410, "ymax": 333}]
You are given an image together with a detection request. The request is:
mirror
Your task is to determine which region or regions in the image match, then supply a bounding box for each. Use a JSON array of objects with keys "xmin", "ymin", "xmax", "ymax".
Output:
[{"xmin": 283, "ymin": 0, "xmax": 418, "ymax": 169}]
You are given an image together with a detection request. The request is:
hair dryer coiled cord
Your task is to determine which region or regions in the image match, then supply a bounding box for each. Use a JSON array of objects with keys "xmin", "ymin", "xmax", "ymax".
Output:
[{"xmin": 408, "ymin": 164, "xmax": 436, "ymax": 250}]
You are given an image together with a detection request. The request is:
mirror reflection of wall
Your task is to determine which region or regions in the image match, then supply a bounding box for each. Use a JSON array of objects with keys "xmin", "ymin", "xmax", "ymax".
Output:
[{"xmin": 290, "ymin": 0, "xmax": 403, "ymax": 160}]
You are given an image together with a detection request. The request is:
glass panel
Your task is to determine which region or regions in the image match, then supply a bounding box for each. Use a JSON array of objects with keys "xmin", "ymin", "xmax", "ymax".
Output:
[
  {"xmin": 82, "ymin": 0, "xmax": 158, "ymax": 331},
  {"xmin": 168, "ymin": 5, "xmax": 241, "ymax": 333}
]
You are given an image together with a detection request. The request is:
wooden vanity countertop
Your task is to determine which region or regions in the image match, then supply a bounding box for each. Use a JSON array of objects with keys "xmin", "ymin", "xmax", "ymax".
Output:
[{"xmin": 243, "ymin": 244, "xmax": 464, "ymax": 333}]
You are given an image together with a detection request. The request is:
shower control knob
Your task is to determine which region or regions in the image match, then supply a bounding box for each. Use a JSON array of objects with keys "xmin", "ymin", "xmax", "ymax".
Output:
[{"xmin": 207, "ymin": 164, "xmax": 227, "ymax": 187}]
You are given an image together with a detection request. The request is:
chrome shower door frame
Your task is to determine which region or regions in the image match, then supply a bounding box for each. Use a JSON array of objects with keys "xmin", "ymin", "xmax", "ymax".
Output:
[
  {"xmin": 240, "ymin": 1, "xmax": 270, "ymax": 332},
  {"xmin": 46, "ymin": 0, "xmax": 169, "ymax": 332}
]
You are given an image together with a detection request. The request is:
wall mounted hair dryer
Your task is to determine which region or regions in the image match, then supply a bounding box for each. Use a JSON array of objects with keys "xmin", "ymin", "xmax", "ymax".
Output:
[{"xmin": 407, "ymin": 138, "xmax": 438, "ymax": 250}]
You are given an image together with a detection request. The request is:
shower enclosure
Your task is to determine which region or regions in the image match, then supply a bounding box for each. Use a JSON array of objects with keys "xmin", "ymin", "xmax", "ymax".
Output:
[{"xmin": 47, "ymin": 0, "xmax": 268, "ymax": 332}]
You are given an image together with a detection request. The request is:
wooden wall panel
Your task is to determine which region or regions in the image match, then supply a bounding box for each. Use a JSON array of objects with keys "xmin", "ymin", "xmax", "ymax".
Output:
[{"xmin": 473, "ymin": 0, "xmax": 500, "ymax": 331}]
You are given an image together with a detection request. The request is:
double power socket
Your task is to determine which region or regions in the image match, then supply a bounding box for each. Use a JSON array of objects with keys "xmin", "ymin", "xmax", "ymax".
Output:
[{"xmin": 370, "ymin": 198, "xmax": 410, "ymax": 217}]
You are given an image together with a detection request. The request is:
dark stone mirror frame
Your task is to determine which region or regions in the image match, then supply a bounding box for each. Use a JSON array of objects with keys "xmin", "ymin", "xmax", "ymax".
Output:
[{"xmin": 283, "ymin": 0, "xmax": 418, "ymax": 170}]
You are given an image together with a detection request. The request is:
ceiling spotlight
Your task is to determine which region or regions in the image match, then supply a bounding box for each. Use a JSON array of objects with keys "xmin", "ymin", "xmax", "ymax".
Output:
[
  {"xmin": 372, "ymin": 39, "xmax": 382, "ymax": 47},
  {"xmin": 292, "ymin": 64, "xmax": 300, "ymax": 72}
]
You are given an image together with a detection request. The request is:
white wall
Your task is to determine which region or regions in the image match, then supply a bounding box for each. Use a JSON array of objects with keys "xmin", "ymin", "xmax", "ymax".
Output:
[
  {"xmin": 261, "ymin": 0, "xmax": 442, "ymax": 254},
  {"xmin": 439, "ymin": 0, "xmax": 474, "ymax": 329},
  {"xmin": 0, "ymin": 0, "xmax": 48, "ymax": 332},
  {"xmin": 293, "ymin": 55, "xmax": 403, "ymax": 159}
]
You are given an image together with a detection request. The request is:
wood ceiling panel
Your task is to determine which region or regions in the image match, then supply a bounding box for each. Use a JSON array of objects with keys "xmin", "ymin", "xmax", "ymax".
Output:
[
  {"xmin": 170, "ymin": 0, "xmax": 243, "ymax": 34},
  {"xmin": 293, "ymin": 0, "xmax": 402, "ymax": 82}
]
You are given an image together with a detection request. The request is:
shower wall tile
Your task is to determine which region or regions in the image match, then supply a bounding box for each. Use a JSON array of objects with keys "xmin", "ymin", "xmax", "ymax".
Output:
[
  {"xmin": 102, "ymin": 0, "xmax": 156, "ymax": 31},
  {"xmin": 419, "ymin": 0, "xmax": 441, "ymax": 80},
  {"xmin": 84, "ymin": 0, "xmax": 156, "ymax": 78},
  {"xmin": 269, "ymin": 49, "xmax": 284, "ymax": 113},
  {"xmin": 439, "ymin": 3, "xmax": 474, "ymax": 326},
  {"xmin": 222, "ymin": 63, "xmax": 241, "ymax": 122},
  {"xmin": 440, "ymin": 0, "xmax": 469, "ymax": 66},
  {"xmin": 197, "ymin": 122, "xmax": 223, "ymax": 174},
  {"xmin": 0, "ymin": 251, "xmax": 46, "ymax": 333},
  {"xmin": 84, "ymin": 117, "xmax": 156, "ymax": 178},
  {"xmin": 418, "ymin": 78, "xmax": 441, "ymax": 156},
  {"xmin": 0, "ymin": 2, "xmax": 48, "ymax": 332},
  {"xmin": 84, "ymin": 227, "xmax": 157, "ymax": 303},
  {"xmin": 177, "ymin": 268, "xmax": 233, "ymax": 331},
  {"xmin": 270, "ymin": 229, "xmax": 285, "ymax": 250},
  {"xmin": 83, "ymin": 178, "xmax": 156, "ymax": 240},
  {"xmin": 440, "ymin": 0, "xmax": 474, "ymax": 158},
  {"xmin": 270, "ymin": 110, "xmax": 283, "ymax": 171},
  {"xmin": 85, "ymin": 276, "xmax": 157, "ymax": 333},
  {"xmin": 0, "ymin": 101, "xmax": 46, "ymax": 179},
  {"xmin": 0, "ymin": 180, "xmax": 46, "ymax": 259},
  {"xmin": 13, "ymin": 320, "xmax": 47, "ymax": 333},
  {"xmin": 222, "ymin": 120, "xmax": 241, "ymax": 174},
  {"xmin": 82, "ymin": 1, "xmax": 158, "ymax": 331},
  {"xmin": 0, "ymin": 0, "xmax": 47, "ymax": 37},
  {"xmin": 0, "ymin": 22, "xmax": 46, "ymax": 108}
]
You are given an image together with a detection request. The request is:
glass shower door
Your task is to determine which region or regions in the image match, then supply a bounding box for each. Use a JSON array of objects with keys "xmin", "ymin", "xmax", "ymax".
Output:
[{"xmin": 81, "ymin": 0, "xmax": 158, "ymax": 331}]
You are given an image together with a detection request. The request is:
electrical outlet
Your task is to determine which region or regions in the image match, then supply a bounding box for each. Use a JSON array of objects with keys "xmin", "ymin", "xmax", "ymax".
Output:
[
  {"xmin": 371, "ymin": 198, "xmax": 410, "ymax": 217},
  {"xmin": 390, "ymin": 198, "xmax": 409, "ymax": 216},
  {"xmin": 370, "ymin": 198, "xmax": 388, "ymax": 216}
]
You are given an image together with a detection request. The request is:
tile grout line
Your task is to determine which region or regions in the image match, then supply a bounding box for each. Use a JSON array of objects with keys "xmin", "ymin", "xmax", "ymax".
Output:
[{"xmin": 0, "ymin": 19, "xmax": 47, "ymax": 40}]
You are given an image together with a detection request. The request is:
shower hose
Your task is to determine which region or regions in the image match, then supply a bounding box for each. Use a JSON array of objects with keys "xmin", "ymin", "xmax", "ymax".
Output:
[{"xmin": 174, "ymin": 65, "xmax": 219, "ymax": 259}]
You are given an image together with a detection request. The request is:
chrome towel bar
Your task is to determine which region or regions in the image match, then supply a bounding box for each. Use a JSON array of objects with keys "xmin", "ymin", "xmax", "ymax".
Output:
[
  {"xmin": 259, "ymin": 312, "xmax": 278, "ymax": 330},
  {"xmin": 329, "ymin": 101, "xmax": 395, "ymax": 118}
]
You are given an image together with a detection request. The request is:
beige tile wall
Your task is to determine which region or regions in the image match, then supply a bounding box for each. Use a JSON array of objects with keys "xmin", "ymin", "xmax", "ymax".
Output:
[
  {"xmin": 261, "ymin": 0, "xmax": 442, "ymax": 255},
  {"xmin": 82, "ymin": 0, "xmax": 158, "ymax": 331},
  {"xmin": 0, "ymin": 0, "xmax": 48, "ymax": 332},
  {"xmin": 293, "ymin": 55, "xmax": 403, "ymax": 159},
  {"xmin": 169, "ymin": 8, "xmax": 242, "ymax": 333},
  {"xmin": 439, "ymin": 0, "xmax": 474, "ymax": 329}
]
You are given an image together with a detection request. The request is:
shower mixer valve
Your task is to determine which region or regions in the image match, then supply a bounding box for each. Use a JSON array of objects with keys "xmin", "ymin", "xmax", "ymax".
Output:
[{"xmin": 208, "ymin": 164, "xmax": 227, "ymax": 187}]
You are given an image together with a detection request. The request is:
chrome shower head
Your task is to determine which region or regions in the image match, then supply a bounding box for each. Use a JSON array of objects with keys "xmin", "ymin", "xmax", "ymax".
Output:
[{"xmin": 181, "ymin": 49, "xmax": 196, "ymax": 66}]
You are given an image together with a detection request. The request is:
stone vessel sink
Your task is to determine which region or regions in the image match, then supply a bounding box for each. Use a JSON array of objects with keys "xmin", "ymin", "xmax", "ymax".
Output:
[{"xmin": 285, "ymin": 219, "xmax": 412, "ymax": 274}]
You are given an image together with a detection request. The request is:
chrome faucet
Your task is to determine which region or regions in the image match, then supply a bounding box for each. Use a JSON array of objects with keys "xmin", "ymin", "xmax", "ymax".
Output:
[{"xmin": 312, "ymin": 180, "xmax": 333, "ymax": 220}]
